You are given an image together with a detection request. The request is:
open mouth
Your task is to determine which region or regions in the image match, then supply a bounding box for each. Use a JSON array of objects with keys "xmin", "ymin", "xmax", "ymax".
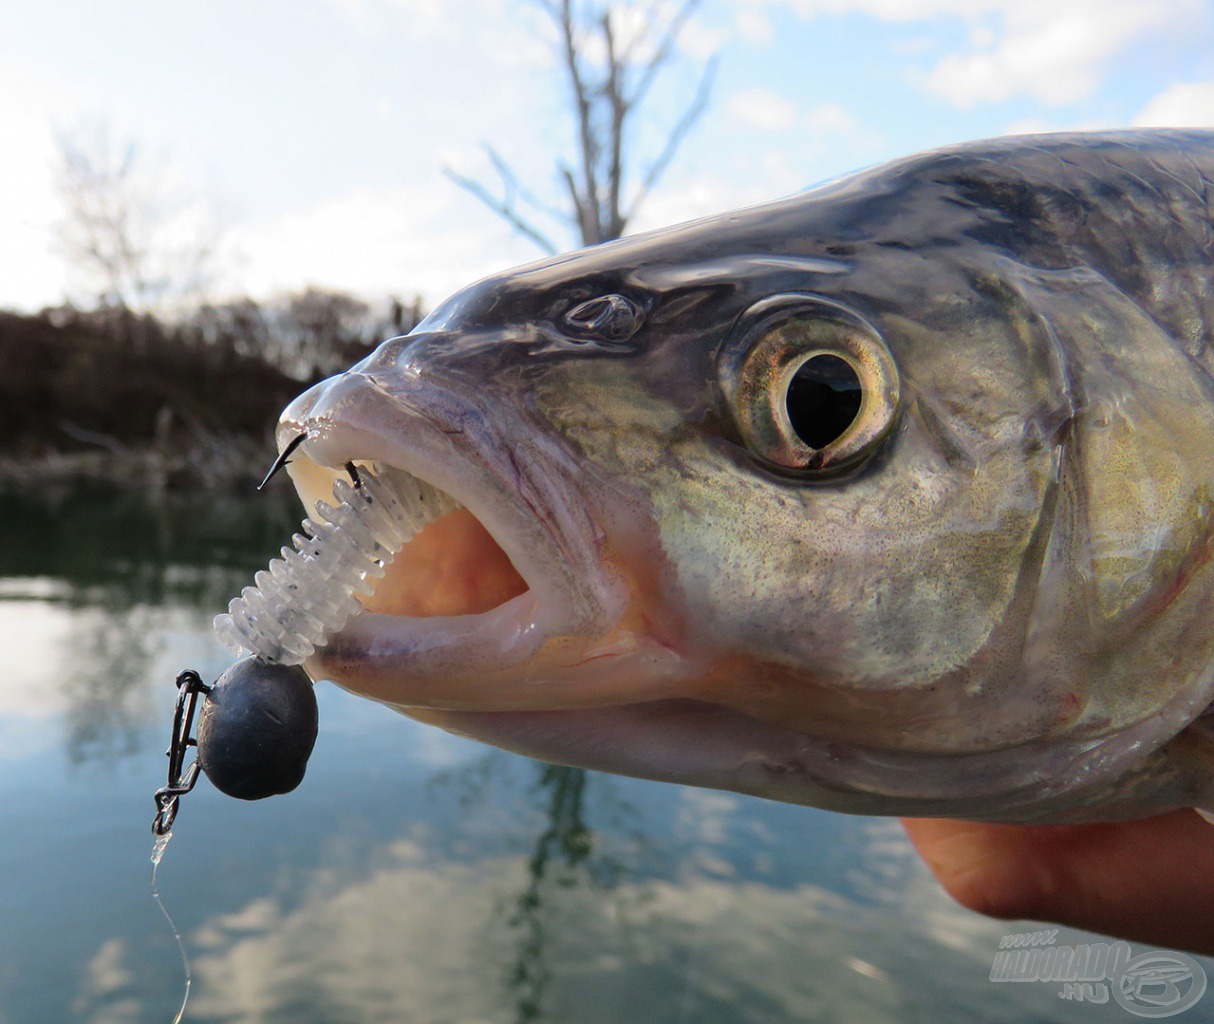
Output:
[
  {"xmin": 216, "ymin": 457, "xmax": 540, "ymax": 674},
  {"xmin": 209, "ymin": 398, "xmax": 1131, "ymax": 821},
  {"xmin": 360, "ymin": 506, "xmax": 527, "ymax": 618},
  {"xmin": 211, "ymin": 350, "xmax": 705, "ymax": 725},
  {"xmin": 215, "ymin": 421, "xmax": 688, "ymax": 714},
  {"xmin": 286, "ymin": 456, "xmax": 533, "ymax": 623}
]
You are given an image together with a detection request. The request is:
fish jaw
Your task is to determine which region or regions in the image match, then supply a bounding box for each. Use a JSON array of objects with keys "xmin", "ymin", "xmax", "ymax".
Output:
[
  {"xmin": 275, "ymin": 362, "xmax": 697, "ymax": 713},
  {"xmin": 396, "ymin": 698, "xmax": 1201, "ymax": 823}
]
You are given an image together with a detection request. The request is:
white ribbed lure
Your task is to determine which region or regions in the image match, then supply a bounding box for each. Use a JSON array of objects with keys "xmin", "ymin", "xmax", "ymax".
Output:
[
  {"xmin": 154, "ymin": 462, "xmax": 454, "ymax": 830},
  {"xmin": 213, "ymin": 462, "xmax": 459, "ymax": 664}
]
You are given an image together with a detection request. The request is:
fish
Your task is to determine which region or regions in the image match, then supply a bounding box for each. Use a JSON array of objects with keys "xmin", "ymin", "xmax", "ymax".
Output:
[{"xmin": 261, "ymin": 129, "xmax": 1214, "ymax": 824}]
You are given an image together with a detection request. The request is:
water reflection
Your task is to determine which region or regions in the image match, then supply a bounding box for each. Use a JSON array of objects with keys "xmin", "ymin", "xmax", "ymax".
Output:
[
  {"xmin": 61, "ymin": 603, "xmax": 161, "ymax": 764},
  {"xmin": 507, "ymin": 766, "xmax": 592, "ymax": 1024},
  {"xmin": 435, "ymin": 755, "xmax": 650, "ymax": 1023},
  {"xmin": 0, "ymin": 483, "xmax": 298, "ymax": 766},
  {"xmin": 113, "ymin": 805, "xmax": 1116, "ymax": 1024}
]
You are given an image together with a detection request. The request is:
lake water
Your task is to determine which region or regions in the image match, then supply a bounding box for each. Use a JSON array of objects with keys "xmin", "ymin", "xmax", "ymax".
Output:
[{"xmin": 0, "ymin": 484, "xmax": 1203, "ymax": 1023}]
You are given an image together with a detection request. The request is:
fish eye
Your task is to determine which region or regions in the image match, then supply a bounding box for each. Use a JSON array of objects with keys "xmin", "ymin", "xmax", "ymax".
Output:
[
  {"xmin": 719, "ymin": 296, "xmax": 900, "ymax": 475},
  {"xmin": 562, "ymin": 293, "xmax": 643, "ymax": 344}
]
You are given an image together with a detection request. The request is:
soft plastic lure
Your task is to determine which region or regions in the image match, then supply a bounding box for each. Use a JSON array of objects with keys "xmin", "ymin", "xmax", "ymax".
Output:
[
  {"xmin": 154, "ymin": 461, "xmax": 458, "ymax": 831},
  {"xmin": 213, "ymin": 463, "xmax": 460, "ymax": 664}
]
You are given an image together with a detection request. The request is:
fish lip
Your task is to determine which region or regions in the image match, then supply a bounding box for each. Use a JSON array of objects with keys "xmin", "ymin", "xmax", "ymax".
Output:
[{"xmin": 273, "ymin": 367, "xmax": 630, "ymax": 701}]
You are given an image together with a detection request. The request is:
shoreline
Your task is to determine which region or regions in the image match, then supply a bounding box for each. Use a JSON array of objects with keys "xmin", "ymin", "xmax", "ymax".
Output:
[{"xmin": 0, "ymin": 434, "xmax": 276, "ymax": 493}]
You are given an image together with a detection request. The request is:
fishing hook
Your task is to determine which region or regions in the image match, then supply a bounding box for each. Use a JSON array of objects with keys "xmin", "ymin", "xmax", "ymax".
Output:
[{"xmin": 257, "ymin": 432, "xmax": 310, "ymax": 491}]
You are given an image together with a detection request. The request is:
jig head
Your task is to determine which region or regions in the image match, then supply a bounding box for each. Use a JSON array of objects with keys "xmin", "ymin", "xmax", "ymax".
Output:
[{"xmin": 151, "ymin": 658, "xmax": 318, "ymax": 834}]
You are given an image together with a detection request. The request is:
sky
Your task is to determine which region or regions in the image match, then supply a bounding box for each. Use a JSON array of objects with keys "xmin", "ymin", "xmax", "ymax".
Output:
[{"xmin": 1, "ymin": 0, "xmax": 1212, "ymax": 313}]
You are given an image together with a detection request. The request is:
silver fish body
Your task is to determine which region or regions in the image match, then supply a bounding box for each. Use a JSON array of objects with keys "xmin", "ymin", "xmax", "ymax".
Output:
[{"xmin": 273, "ymin": 130, "xmax": 1214, "ymax": 823}]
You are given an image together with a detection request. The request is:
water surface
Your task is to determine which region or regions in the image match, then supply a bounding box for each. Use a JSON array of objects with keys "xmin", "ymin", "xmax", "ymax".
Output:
[{"xmin": 0, "ymin": 485, "xmax": 1198, "ymax": 1022}]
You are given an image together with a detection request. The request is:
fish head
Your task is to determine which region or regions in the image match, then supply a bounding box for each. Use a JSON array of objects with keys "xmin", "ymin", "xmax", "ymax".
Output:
[{"xmin": 273, "ymin": 149, "xmax": 1214, "ymax": 821}]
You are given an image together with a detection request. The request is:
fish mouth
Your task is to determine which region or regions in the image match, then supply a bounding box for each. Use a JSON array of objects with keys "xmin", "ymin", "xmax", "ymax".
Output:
[{"xmin": 275, "ymin": 368, "xmax": 689, "ymax": 715}]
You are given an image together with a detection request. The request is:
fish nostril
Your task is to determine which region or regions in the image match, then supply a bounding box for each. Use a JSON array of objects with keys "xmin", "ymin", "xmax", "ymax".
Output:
[{"xmin": 563, "ymin": 294, "xmax": 643, "ymax": 344}]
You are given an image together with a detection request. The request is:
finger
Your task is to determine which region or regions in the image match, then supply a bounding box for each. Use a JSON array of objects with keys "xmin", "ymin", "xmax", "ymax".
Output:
[
  {"xmin": 901, "ymin": 817, "xmax": 1061, "ymax": 921},
  {"xmin": 902, "ymin": 812, "xmax": 1214, "ymax": 956}
]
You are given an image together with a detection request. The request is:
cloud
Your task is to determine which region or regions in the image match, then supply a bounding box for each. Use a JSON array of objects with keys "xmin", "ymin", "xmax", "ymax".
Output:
[
  {"xmin": 0, "ymin": 598, "xmax": 73, "ymax": 719},
  {"xmin": 128, "ymin": 825, "xmax": 1109, "ymax": 1024},
  {"xmin": 322, "ymin": 0, "xmax": 552, "ymax": 68},
  {"xmin": 224, "ymin": 182, "xmax": 541, "ymax": 307},
  {"xmin": 925, "ymin": 2, "xmax": 1176, "ymax": 108},
  {"xmin": 1134, "ymin": 80, "xmax": 1214, "ymax": 127},
  {"xmin": 727, "ymin": 87, "xmax": 800, "ymax": 132},
  {"xmin": 1000, "ymin": 114, "xmax": 1119, "ymax": 136},
  {"xmin": 628, "ymin": 102, "xmax": 876, "ymax": 234},
  {"xmin": 765, "ymin": 0, "xmax": 1203, "ymax": 109},
  {"xmin": 735, "ymin": 7, "xmax": 775, "ymax": 44},
  {"xmin": 626, "ymin": 175, "xmax": 744, "ymax": 233},
  {"xmin": 676, "ymin": 17, "xmax": 730, "ymax": 59},
  {"xmin": 1002, "ymin": 83, "xmax": 1214, "ymax": 142},
  {"xmin": 0, "ymin": 66, "xmax": 72, "ymax": 310},
  {"xmin": 72, "ymin": 938, "xmax": 139, "ymax": 1024},
  {"xmin": 804, "ymin": 102, "xmax": 859, "ymax": 133},
  {"xmin": 0, "ymin": 65, "xmax": 236, "ymax": 313},
  {"xmin": 626, "ymin": 169, "xmax": 791, "ymax": 234},
  {"xmin": 321, "ymin": 0, "xmax": 461, "ymax": 38}
]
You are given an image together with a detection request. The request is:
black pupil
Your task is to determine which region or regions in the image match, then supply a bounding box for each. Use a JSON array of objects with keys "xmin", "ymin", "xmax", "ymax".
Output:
[{"xmin": 786, "ymin": 354, "xmax": 863, "ymax": 450}]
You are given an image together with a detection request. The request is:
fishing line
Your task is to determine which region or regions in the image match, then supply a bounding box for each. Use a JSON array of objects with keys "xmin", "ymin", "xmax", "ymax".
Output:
[{"xmin": 151, "ymin": 831, "xmax": 192, "ymax": 1024}]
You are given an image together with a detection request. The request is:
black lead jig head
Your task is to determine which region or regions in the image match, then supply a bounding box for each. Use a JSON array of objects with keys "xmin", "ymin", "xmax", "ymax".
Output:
[
  {"xmin": 197, "ymin": 657, "xmax": 318, "ymax": 800},
  {"xmin": 152, "ymin": 657, "xmax": 318, "ymax": 834}
]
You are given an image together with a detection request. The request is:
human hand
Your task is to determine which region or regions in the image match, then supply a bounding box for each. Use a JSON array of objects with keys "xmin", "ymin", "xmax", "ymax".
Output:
[{"xmin": 901, "ymin": 811, "xmax": 1214, "ymax": 957}]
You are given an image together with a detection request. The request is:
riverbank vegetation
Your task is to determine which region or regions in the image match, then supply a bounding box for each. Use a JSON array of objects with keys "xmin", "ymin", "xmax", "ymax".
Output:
[{"xmin": 0, "ymin": 290, "xmax": 424, "ymax": 492}]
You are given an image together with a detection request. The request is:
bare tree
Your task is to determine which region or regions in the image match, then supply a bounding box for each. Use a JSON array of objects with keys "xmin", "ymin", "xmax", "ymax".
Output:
[
  {"xmin": 275, "ymin": 287, "xmax": 372, "ymax": 379},
  {"xmin": 54, "ymin": 123, "xmax": 220, "ymax": 313},
  {"xmin": 447, "ymin": 0, "xmax": 717, "ymax": 250}
]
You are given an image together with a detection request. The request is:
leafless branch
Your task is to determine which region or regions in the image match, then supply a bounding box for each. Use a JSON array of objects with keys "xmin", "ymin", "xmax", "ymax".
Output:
[
  {"xmin": 483, "ymin": 145, "xmax": 566, "ymax": 224},
  {"xmin": 603, "ymin": 12, "xmax": 626, "ymax": 240},
  {"xmin": 444, "ymin": 165, "xmax": 559, "ymax": 254},
  {"xmin": 54, "ymin": 123, "xmax": 222, "ymax": 313},
  {"xmin": 557, "ymin": 0, "xmax": 603, "ymax": 243},
  {"xmin": 629, "ymin": 0, "xmax": 703, "ymax": 108},
  {"xmin": 446, "ymin": 0, "xmax": 716, "ymax": 249},
  {"xmin": 627, "ymin": 51, "xmax": 717, "ymax": 222}
]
